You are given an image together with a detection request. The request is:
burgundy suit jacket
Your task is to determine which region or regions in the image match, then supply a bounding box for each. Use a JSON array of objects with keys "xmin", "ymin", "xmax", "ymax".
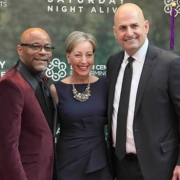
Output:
[{"xmin": 0, "ymin": 60, "xmax": 57, "ymax": 180}]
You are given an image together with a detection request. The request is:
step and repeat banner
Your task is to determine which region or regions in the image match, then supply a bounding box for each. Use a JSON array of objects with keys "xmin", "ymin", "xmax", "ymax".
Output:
[{"xmin": 0, "ymin": 0, "xmax": 180, "ymax": 81}]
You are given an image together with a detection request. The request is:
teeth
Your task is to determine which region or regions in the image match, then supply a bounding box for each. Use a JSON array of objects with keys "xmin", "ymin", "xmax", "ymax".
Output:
[
  {"xmin": 125, "ymin": 38, "xmax": 137, "ymax": 41},
  {"xmin": 36, "ymin": 59, "xmax": 47, "ymax": 61},
  {"xmin": 79, "ymin": 66, "xmax": 87, "ymax": 70},
  {"xmin": 127, "ymin": 39, "xmax": 134, "ymax": 41}
]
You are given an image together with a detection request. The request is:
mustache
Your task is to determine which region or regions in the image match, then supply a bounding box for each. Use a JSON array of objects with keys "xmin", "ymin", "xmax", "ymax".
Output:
[{"xmin": 34, "ymin": 58, "xmax": 49, "ymax": 61}]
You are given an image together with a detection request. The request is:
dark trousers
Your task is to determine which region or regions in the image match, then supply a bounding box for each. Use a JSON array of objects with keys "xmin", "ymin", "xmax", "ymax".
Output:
[{"xmin": 115, "ymin": 153, "xmax": 144, "ymax": 180}]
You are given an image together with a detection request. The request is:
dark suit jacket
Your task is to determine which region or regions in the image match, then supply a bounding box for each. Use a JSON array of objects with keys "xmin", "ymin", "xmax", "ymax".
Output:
[
  {"xmin": 107, "ymin": 45, "xmax": 180, "ymax": 180},
  {"xmin": 0, "ymin": 60, "xmax": 57, "ymax": 180}
]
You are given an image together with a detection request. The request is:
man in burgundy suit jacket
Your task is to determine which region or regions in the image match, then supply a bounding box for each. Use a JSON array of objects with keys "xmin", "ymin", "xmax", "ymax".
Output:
[{"xmin": 0, "ymin": 28, "xmax": 57, "ymax": 180}]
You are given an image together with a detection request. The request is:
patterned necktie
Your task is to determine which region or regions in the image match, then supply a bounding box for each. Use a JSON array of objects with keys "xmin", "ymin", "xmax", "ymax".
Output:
[{"xmin": 115, "ymin": 56, "xmax": 135, "ymax": 160}]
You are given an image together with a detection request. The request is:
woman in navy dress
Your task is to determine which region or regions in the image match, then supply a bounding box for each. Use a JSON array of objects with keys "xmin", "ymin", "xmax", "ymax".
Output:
[{"xmin": 50, "ymin": 31, "xmax": 113, "ymax": 180}]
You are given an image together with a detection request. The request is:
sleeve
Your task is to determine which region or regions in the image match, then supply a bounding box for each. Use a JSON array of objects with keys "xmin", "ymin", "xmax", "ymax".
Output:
[
  {"xmin": 106, "ymin": 55, "xmax": 111, "ymax": 79},
  {"xmin": 169, "ymin": 57, "xmax": 180, "ymax": 165},
  {"xmin": 0, "ymin": 79, "xmax": 27, "ymax": 180}
]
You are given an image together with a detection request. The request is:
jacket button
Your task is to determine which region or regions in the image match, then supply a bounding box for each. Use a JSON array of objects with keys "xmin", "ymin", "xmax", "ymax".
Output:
[{"xmin": 50, "ymin": 156, "xmax": 53, "ymax": 160}]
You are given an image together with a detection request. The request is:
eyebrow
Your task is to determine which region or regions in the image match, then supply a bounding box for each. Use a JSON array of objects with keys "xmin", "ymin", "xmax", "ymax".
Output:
[
  {"xmin": 26, "ymin": 42, "xmax": 52, "ymax": 45},
  {"xmin": 74, "ymin": 51, "xmax": 93, "ymax": 53},
  {"xmin": 119, "ymin": 22, "xmax": 139, "ymax": 26}
]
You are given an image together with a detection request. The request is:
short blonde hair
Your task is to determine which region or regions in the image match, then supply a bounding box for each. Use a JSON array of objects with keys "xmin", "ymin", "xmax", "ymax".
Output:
[{"xmin": 65, "ymin": 31, "xmax": 97, "ymax": 53}]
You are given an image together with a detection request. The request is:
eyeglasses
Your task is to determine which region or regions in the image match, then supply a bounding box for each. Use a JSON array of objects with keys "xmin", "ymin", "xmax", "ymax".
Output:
[{"xmin": 20, "ymin": 43, "xmax": 55, "ymax": 52}]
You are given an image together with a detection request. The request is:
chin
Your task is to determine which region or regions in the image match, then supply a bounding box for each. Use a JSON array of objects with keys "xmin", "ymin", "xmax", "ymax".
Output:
[
  {"xmin": 126, "ymin": 46, "xmax": 139, "ymax": 54},
  {"xmin": 78, "ymin": 72, "xmax": 90, "ymax": 77},
  {"xmin": 35, "ymin": 66, "xmax": 47, "ymax": 72}
]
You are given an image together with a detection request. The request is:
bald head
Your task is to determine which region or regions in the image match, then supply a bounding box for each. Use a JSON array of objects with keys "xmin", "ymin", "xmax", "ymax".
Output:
[
  {"xmin": 114, "ymin": 3, "xmax": 145, "ymax": 25},
  {"xmin": 17, "ymin": 27, "xmax": 53, "ymax": 74},
  {"xmin": 20, "ymin": 28, "xmax": 51, "ymax": 44},
  {"xmin": 113, "ymin": 3, "xmax": 149, "ymax": 56}
]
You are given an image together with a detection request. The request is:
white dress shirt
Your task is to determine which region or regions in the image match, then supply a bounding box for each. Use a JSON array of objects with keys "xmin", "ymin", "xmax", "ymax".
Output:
[{"xmin": 112, "ymin": 38, "xmax": 149, "ymax": 154}]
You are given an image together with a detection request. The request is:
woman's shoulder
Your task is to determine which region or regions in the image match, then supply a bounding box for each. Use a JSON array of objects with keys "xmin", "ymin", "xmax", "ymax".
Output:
[
  {"xmin": 90, "ymin": 76, "xmax": 107, "ymax": 87},
  {"xmin": 60, "ymin": 76, "xmax": 71, "ymax": 84},
  {"xmin": 96, "ymin": 76, "xmax": 107, "ymax": 83},
  {"xmin": 54, "ymin": 77, "xmax": 71, "ymax": 86}
]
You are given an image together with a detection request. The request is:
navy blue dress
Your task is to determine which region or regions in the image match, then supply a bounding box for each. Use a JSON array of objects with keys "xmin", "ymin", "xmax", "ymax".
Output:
[{"xmin": 54, "ymin": 78, "xmax": 112, "ymax": 180}]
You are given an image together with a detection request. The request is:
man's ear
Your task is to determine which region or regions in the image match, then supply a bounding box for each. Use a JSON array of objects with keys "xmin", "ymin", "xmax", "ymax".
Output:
[
  {"xmin": 113, "ymin": 26, "xmax": 117, "ymax": 39},
  {"xmin": 144, "ymin": 20, "xmax": 149, "ymax": 35},
  {"xmin": 17, "ymin": 45, "xmax": 23, "ymax": 56}
]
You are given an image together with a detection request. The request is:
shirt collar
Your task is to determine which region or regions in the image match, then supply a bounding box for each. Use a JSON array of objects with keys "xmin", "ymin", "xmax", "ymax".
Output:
[{"xmin": 124, "ymin": 38, "xmax": 149, "ymax": 63}]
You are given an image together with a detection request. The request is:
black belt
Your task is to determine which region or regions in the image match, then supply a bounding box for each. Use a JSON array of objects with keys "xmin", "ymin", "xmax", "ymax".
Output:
[{"xmin": 124, "ymin": 153, "xmax": 137, "ymax": 160}]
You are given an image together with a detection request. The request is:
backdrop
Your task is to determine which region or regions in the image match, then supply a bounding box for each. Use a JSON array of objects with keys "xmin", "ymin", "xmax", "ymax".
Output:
[{"xmin": 0, "ymin": 0, "xmax": 180, "ymax": 81}]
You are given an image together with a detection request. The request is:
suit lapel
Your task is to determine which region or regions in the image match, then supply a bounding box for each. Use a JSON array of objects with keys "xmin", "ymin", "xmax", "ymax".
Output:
[
  {"xmin": 15, "ymin": 60, "xmax": 50, "ymax": 126},
  {"xmin": 49, "ymin": 90, "xmax": 57, "ymax": 136},
  {"xmin": 40, "ymin": 76, "xmax": 57, "ymax": 134},
  {"xmin": 134, "ymin": 45, "xmax": 158, "ymax": 115},
  {"xmin": 108, "ymin": 52, "xmax": 124, "ymax": 124}
]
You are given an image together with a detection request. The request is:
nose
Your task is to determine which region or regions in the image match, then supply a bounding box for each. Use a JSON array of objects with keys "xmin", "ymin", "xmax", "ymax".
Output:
[
  {"xmin": 126, "ymin": 27, "xmax": 133, "ymax": 36},
  {"xmin": 39, "ymin": 47, "xmax": 47, "ymax": 54},
  {"xmin": 81, "ymin": 55, "xmax": 87, "ymax": 63}
]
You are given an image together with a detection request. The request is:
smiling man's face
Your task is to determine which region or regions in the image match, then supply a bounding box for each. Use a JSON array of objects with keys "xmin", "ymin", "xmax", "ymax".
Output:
[
  {"xmin": 113, "ymin": 4, "xmax": 149, "ymax": 56},
  {"xmin": 17, "ymin": 28, "xmax": 52, "ymax": 75}
]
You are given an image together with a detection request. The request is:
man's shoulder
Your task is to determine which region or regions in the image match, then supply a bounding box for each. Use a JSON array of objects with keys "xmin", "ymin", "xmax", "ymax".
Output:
[
  {"xmin": 108, "ymin": 51, "xmax": 124, "ymax": 60},
  {"xmin": 0, "ymin": 66, "xmax": 31, "ymax": 90},
  {"xmin": 1, "ymin": 67, "xmax": 16, "ymax": 81},
  {"xmin": 148, "ymin": 44, "xmax": 179, "ymax": 60},
  {"xmin": 107, "ymin": 51, "xmax": 124, "ymax": 67},
  {"xmin": 1, "ymin": 66, "xmax": 22, "ymax": 82}
]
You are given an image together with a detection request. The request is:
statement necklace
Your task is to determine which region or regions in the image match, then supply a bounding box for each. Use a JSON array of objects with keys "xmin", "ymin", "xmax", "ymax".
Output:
[{"xmin": 72, "ymin": 80, "xmax": 91, "ymax": 102}]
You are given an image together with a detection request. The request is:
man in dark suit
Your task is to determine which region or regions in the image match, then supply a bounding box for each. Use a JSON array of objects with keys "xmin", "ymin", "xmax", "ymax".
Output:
[
  {"xmin": 0, "ymin": 28, "xmax": 57, "ymax": 180},
  {"xmin": 107, "ymin": 3, "xmax": 180, "ymax": 180}
]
